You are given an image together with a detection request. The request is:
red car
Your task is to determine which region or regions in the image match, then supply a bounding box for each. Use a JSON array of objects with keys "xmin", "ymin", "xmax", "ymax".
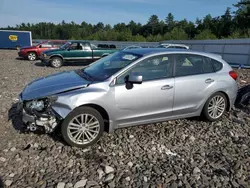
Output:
[{"xmin": 18, "ymin": 40, "xmax": 66, "ymax": 61}]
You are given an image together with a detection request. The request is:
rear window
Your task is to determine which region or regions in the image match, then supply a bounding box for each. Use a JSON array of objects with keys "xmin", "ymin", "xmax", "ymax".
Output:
[{"xmin": 212, "ymin": 59, "xmax": 223, "ymax": 71}]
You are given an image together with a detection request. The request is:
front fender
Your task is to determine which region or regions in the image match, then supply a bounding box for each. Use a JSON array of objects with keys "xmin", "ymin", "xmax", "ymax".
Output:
[{"xmin": 51, "ymin": 86, "xmax": 110, "ymax": 119}]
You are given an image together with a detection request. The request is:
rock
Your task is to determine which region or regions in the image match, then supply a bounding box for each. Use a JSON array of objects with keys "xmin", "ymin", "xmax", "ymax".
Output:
[
  {"xmin": 193, "ymin": 167, "xmax": 201, "ymax": 174},
  {"xmin": 0, "ymin": 157, "xmax": 6, "ymax": 162},
  {"xmin": 144, "ymin": 176, "xmax": 148, "ymax": 182},
  {"xmin": 125, "ymin": 177, "xmax": 131, "ymax": 181},
  {"xmin": 152, "ymin": 147, "xmax": 156, "ymax": 151},
  {"xmin": 104, "ymin": 174, "xmax": 114, "ymax": 182},
  {"xmin": 10, "ymin": 147, "xmax": 16, "ymax": 152},
  {"xmin": 86, "ymin": 181, "xmax": 98, "ymax": 188},
  {"xmin": 65, "ymin": 183, "xmax": 73, "ymax": 188},
  {"xmin": 74, "ymin": 179, "xmax": 87, "ymax": 188},
  {"xmin": 127, "ymin": 162, "xmax": 133, "ymax": 168},
  {"xmin": 129, "ymin": 135, "xmax": 134, "ymax": 139},
  {"xmin": 108, "ymin": 181, "xmax": 116, "ymax": 188},
  {"xmin": 9, "ymin": 173, "xmax": 15, "ymax": 177},
  {"xmin": 153, "ymin": 166, "xmax": 162, "ymax": 174},
  {"xmin": 233, "ymin": 118, "xmax": 245, "ymax": 124},
  {"xmin": 57, "ymin": 182, "xmax": 66, "ymax": 188},
  {"xmin": 5, "ymin": 180, "xmax": 13, "ymax": 186},
  {"xmin": 104, "ymin": 166, "xmax": 114, "ymax": 174},
  {"xmin": 189, "ymin": 136, "xmax": 196, "ymax": 142},
  {"xmin": 97, "ymin": 168, "xmax": 104, "ymax": 179},
  {"xmin": 33, "ymin": 143, "xmax": 39, "ymax": 148},
  {"xmin": 68, "ymin": 159, "xmax": 74, "ymax": 168}
]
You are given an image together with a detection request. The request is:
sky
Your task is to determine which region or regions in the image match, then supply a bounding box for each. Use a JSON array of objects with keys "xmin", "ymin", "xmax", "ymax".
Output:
[{"xmin": 0, "ymin": 0, "xmax": 237, "ymax": 27}]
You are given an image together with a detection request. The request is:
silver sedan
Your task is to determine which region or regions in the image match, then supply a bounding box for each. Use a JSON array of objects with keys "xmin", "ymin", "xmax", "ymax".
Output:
[{"xmin": 18, "ymin": 48, "xmax": 238, "ymax": 148}]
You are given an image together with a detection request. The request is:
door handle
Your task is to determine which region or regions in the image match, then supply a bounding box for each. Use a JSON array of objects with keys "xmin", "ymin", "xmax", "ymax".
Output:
[
  {"xmin": 205, "ymin": 78, "xmax": 214, "ymax": 83},
  {"xmin": 161, "ymin": 85, "xmax": 173, "ymax": 90}
]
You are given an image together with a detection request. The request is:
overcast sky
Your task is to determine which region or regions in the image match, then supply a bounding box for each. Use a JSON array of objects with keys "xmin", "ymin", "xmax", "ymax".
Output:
[{"xmin": 0, "ymin": 0, "xmax": 237, "ymax": 27}]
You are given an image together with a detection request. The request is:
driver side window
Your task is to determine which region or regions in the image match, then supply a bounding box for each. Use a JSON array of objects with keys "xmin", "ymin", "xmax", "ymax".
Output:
[
  {"xmin": 116, "ymin": 55, "xmax": 173, "ymax": 84},
  {"xmin": 70, "ymin": 42, "xmax": 83, "ymax": 50}
]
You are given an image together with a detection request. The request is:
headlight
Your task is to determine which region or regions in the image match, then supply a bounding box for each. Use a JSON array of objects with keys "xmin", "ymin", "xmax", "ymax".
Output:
[
  {"xmin": 26, "ymin": 100, "xmax": 45, "ymax": 111},
  {"xmin": 43, "ymin": 53, "xmax": 47, "ymax": 57},
  {"xmin": 24, "ymin": 96, "xmax": 57, "ymax": 113}
]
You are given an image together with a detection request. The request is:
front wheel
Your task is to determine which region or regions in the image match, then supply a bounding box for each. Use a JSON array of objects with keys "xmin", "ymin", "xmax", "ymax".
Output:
[
  {"xmin": 61, "ymin": 107, "xmax": 104, "ymax": 148},
  {"xmin": 27, "ymin": 52, "xmax": 37, "ymax": 61},
  {"xmin": 202, "ymin": 92, "xmax": 228, "ymax": 121},
  {"xmin": 50, "ymin": 57, "xmax": 63, "ymax": 68}
]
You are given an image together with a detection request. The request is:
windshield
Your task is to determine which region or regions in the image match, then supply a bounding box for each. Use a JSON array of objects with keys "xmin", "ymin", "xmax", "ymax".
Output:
[
  {"xmin": 60, "ymin": 42, "xmax": 71, "ymax": 49},
  {"xmin": 82, "ymin": 51, "xmax": 142, "ymax": 81}
]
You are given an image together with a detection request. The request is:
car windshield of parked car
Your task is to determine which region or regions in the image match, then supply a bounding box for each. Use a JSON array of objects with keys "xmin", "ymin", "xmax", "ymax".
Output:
[{"xmin": 82, "ymin": 51, "xmax": 142, "ymax": 81}]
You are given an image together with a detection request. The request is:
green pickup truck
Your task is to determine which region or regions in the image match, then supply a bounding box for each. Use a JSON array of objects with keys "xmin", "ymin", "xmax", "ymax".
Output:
[{"xmin": 40, "ymin": 40, "xmax": 118, "ymax": 68}]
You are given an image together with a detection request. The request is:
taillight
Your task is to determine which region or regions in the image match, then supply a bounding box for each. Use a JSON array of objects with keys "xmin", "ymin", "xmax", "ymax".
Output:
[{"xmin": 229, "ymin": 71, "xmax": 238, "ymax": 80}]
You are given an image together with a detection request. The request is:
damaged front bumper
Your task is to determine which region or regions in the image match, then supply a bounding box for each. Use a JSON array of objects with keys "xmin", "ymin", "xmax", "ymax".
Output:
[{"xmin": 17, "ymin": 96, "xmax": 62, "ymax": 133}]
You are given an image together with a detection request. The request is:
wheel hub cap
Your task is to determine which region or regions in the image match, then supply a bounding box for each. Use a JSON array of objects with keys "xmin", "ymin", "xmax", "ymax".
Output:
[
  {"xmin": 208, "ymin": 95, "xmax": 226, "ymax": 119},
  {"xmin": 67, "ymin": 114, "xmax": 100, "ymax": 145}
]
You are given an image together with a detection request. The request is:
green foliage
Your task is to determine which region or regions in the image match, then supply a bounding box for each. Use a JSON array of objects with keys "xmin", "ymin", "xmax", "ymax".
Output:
[
  {"xmin": 194, "ymin": 29, "xmax": 217, "ymax": 40},
  {"xmin": 1, "ymin": 1, "xmax": 250, "ymax": 41}
]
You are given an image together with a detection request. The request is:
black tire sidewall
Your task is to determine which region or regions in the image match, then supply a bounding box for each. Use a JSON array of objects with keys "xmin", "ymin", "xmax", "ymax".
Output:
[
  {"xmin": 50, "ymin": 57, "xmax": 63, "ymax": 68},
  {"xmin": 202, "ymin": 92, "xmax": 228, "ymax": 121},
  {"xmin": 61, "ymin": 106, "xmax": 104, "ymax": 148}
]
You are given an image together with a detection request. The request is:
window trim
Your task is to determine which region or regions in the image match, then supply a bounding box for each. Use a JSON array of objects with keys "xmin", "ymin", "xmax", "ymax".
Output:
[
  {"xmin": 173, "ymin": 53, "xmax": 217, "ymax": 78},
  {"xmin": 115, "ymin": 54, "xmax": 174, "ymax": 86}
]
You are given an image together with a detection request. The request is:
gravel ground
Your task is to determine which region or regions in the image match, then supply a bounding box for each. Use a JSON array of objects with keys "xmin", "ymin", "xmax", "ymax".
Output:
[{"xmin": 0, "ymin": 50, "xmax": 249, "ymax": 188}]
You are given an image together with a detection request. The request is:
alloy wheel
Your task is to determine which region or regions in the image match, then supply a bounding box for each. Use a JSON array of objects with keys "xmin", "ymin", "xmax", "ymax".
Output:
[
  {"xmin": 207, "ymin": 95, "xmax": 226, "ymax": 119},
  {"xmin": 52, "ymin": 59, "xmax": 61, "ymax": 67},
  {"xmin": 28, "ymin": 53, "xmax": 36, "ymax": 61},
  {"xmin": 67, "ymin": 114, "xmax": 100, "ymax": 145}
]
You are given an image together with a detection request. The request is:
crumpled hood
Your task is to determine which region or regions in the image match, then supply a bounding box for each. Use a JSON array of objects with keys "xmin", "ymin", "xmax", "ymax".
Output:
[{"xmin": 21, "ymin": 70, "xmax": 91, "ymax": 101}]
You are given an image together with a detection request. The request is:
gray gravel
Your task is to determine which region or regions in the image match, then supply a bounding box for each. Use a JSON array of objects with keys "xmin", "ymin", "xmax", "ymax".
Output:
[{"xmin": 0, "ymin": 50, "xmax": 250, "ymax": 187}]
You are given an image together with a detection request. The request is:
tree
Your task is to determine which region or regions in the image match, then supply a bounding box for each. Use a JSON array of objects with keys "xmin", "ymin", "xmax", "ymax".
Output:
[
  {"xmin": 194, "ymin": 29, "xmax": 217, "ymax": 40},
  {"xmin": 163, "ymin": 27, "xmax": 188, "ymax": 40},
  {"xmin": 165, "ymin": 13, "xmax": 175, "ymax": 31},
  {"xmin": 233, "ymin": 0, "xmax": 250, "ymax": 34},
  {"xmin": 147, "ymin": 15, "xmax": 160, "ymax": 35}
]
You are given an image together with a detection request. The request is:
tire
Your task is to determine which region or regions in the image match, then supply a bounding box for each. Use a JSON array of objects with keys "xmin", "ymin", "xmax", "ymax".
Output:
[
  {"xmin": 202, "ymin": 92, "xmax": 228, "ymax": 121},
  {"xmin": 27, "ymin": 52, "xmax": 37, "ymax": 61},
  {"xmin": 61, "ymin": 106, "xmax": 104, "ymax": 148},
  {"xmin": 50, "ymin": 57, "xmax": 63, "ymax": 68}
]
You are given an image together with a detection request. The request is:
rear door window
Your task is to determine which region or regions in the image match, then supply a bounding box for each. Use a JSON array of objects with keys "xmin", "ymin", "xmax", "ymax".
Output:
[{"xmin": 174, "ymin": 54, "xmax": 215, "ymax": 77}]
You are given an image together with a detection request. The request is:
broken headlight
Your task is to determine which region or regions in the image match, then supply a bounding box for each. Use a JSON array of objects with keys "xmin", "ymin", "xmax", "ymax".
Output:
[
  {"xmin": 25, "ymin": 100, "xmax": 45, "ymax": 112},
  {"xmin": 24, "ymin": 96, "xmax": 58, "ymax": 114}
]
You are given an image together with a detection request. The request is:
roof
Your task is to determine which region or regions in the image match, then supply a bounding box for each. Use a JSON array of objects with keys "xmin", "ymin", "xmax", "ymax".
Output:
[
  {"xmin": 122, "ymin": 48, "xmax": 222, "ymax": 60},
  {"xmin": 123, "ymin": 47, "xmax": 192, "ymax": 56}
]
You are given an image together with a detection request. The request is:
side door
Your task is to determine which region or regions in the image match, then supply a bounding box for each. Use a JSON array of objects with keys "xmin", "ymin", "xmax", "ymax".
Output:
[
  {"xmin": 81, "ymin": 42, "xmax": 93, "ymax": 62},
  {"xmin": 63, "ymin": 42, "xmax": 84, "ymax": 63},
  {"xmin": 112, "ymin": 54, "xmax": 175, "ymax": 127},
  {"xmin": 172, "ymin": 53, "xmax": 218, "ymax": 116}
]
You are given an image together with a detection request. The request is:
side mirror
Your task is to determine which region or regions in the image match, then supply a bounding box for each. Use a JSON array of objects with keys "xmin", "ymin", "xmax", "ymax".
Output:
[
  {"xmin": 39, "ymin": 45, "xmax": 42, "ymax": 48},
  {"xmin": 124, "ymin": 73, "xmax": 143, "ymax": 90},
  {"xmin": 128, "ymin": 72, "xmax": 143, "ymax": 84}
]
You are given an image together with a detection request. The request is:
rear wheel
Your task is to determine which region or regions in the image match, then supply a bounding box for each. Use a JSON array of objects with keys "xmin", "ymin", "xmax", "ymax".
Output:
[
  {"xmin": 202, "ymin": 92, "xmax": 227, "ymax": 121},
  {"xmin": 27, "ymin": 52, "xmax": 37, "ymax": 61},
  {"xmin": 61, "ymin": 107, "xmax": 104, "ymax": 148},
  {"xmin": 50, "ymin": 57, "xmax": 63, "ymax": 68}
]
